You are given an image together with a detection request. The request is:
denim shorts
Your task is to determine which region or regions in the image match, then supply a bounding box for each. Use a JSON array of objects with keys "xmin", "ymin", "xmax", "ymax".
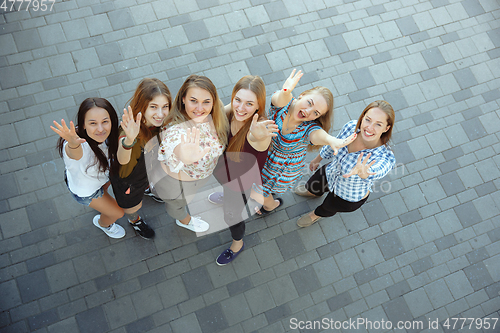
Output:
[
  {"xmin": 68, "ymin": 186, "xmax": 104, "ymax": 206},
  {"xmin": 65, "ymin": 171, "xmax": 104, "ymax": 206}
]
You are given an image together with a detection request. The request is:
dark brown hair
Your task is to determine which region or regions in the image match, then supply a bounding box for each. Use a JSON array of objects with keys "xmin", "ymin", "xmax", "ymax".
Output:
[
  {"xmin": 126, "ymin": 78, "xmax": 171, "ymax": 144},
  {"xmin": 57, "ymin": 97, "xmax": 120, "ymax": 175}
]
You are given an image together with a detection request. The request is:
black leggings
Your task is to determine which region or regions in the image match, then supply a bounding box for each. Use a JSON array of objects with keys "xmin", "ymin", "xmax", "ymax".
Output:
[
  {"xmin": 305, "ymin": 165, "xmax": 368, "ymax": 217},
  {"xmin": 223, "ymin": 186, "xmax": 250, "ymax": 241}
]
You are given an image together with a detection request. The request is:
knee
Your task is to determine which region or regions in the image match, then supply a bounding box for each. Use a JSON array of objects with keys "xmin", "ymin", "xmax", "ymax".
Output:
[{"xmin": 114, "ymin": 208, "xmax": 125, "ymax": 220}]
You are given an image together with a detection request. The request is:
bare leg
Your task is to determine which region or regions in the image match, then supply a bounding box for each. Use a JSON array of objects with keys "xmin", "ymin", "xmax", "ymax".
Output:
[
  {"xmin": 178, "ymin": 214, "xmax": 191, "ymax": 225},
  {"xmin": 123, "ymin": 201, "xmax": 142, "ymax": 216},
  {"xmin": 89, "ymin": 190, "xmax": 124, "ymax": 227},
  {"xmin": 229, "ymin": 239, "xmax": 244, "ymax": 252},
  {"xmin": 307, "ymin": 210, "xmax": 320, "ymax": 221},
  {"xmin": 251, "ymin": 191, "xmax": 281, "ymax": 215},
  {"xmin": 262, "ymin": 195, "xmax": 280, "ymax": 211}
]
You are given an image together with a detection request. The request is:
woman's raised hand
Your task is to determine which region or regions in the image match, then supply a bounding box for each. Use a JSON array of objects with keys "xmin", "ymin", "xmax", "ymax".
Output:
[
  {"xmin": 249, "ymin": 114, "xmax": 279, "ymax": 141},
  {"xmin": 50, "ymin": 119, "xmax": 86, "ymax": 147},
  {"xmin": 327, "ymin": 132, "xmax": 357, "ymax": 155},
  {"xmin": 121, "ymin": 106, "xmax": 141, "ymax": 142},
  {"xmin": 176, "ymin": 127, "xmax": 211, "ymax": 165},
  {"xmin": 343, "ymin": 152, "xmax": 376, "ymax": 179},
  {"xmin": 282, "ymin": 69, "xmax": 303, "ymax": 93}
]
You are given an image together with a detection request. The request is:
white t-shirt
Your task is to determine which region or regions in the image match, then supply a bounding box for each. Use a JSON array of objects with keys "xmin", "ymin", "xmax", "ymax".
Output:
[{"xmin": 63, "ymin": 141, "xmax": 109, "ymax": 197}]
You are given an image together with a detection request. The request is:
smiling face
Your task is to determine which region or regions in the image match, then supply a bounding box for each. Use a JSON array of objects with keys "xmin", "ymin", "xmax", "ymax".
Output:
[
  {"xmin": 359, "ymin": 107, "xmax": 390, "ymax": 144},
  {"xmin": 232, "ymin": 89, "xmax": 259, "ymax": 123},
  {"xmin": 84, "ymin": 107, "xmax": 112, "ymax": 143},
  {"xmin": 143, "ymin": 94, "xmax": 169, "ymax": 127},
  {"xmin": 182, "ymin": 87, "xmax": 213, "ymax": 123},
  {"xmin": 293, "ymin": 92, "xmax": 328, "ymax": 122}
]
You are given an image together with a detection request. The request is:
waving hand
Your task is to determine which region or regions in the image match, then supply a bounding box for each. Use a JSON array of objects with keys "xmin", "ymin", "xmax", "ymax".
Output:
[
  {"xmin": 343, "ymin": 152, "xmax": 376, "ymax": 179},
  {"xmin": 283, "ymin": 69, "xmax": 303, "ymax": 93},
  {"xmin": 249, "ymin": 114, "xmax": 278, "ymax": 141},
  {"xmin": 175, "ymin": 127, "xmax": 211, "ymax": 165},
  {"xmin": 121, "ymin": 106, "xmax": 141, "ymax": 143},
  {"xmin": 50, "ymin": 119, "xmax": 86, "ymax": 148}
]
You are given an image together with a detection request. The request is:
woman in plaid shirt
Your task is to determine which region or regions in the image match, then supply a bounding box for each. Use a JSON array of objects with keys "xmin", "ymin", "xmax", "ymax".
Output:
[{"xmin": 295, "ymin": 100, "xmax": 396, "ymax": 227}]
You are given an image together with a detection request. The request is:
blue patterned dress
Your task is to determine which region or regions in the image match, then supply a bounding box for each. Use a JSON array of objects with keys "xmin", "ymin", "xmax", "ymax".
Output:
[{"xmin": 257, "ymin": 98, "xmax": 321, "ymax": 197}]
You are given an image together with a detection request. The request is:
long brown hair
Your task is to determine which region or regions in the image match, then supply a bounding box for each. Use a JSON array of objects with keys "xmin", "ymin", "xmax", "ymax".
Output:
[
  {"xmin": 299, "ymin": 86, "xmax": 334, "ymax": 152},
  {"xmin": 126, "ymin": 78, "xmax": 171, "ymax": 144},
  {"xmin": 164, "ymin": 74, "xmax": 229, "ymax": 146},
  {"xmin": 226, "ymin": 75, "xmax": 266, "ymax": 162},
  {"xmin": 57, "ymin": 97, "xmax": 120, "ymax": 175},
  {"xmin": 355, "ymin": 100, "xmax": 395, "ymax": 145}
]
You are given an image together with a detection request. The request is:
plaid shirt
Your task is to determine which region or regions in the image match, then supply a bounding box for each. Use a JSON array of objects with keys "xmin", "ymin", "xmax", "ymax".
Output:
[{"xmin": 320, "ymin": 120, "xmax": 396, "ymax": 202}]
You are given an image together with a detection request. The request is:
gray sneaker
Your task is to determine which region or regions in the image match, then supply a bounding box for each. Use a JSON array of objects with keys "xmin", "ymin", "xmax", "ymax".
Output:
[{"xmin": 208, "ymin": 191, "xmax": 224, "ymax": 205}]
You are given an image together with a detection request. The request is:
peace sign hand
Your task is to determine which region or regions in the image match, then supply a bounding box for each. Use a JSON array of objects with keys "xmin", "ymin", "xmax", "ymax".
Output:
[
  {"xmin": 249, "ymin": 114, "xmax": 278, "ymax": 141},
  {"xmin": 343, "ymin": 152, "xmax": 377, "ymax": 179},
  {"xmin": 50, "ymin": 119, "xmax": 86, "ymax": 147},
  {"xmin": 176, "ymin": 127, "xmax": 211, "ymax": 165},
  {"xmin": 121, "ymin": 106, "xmax": 141, "ymax": 142},
  {"xmin": 327, "ymin": 132, "xmax": 357, "ymax": 155},
  {"xmin": 282, "ymin": 69, "xmax": 303, "ymax": 93}
]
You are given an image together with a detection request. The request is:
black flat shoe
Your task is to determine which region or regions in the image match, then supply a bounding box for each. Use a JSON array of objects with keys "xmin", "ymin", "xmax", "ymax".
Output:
[{"xmin": 257, "ymin": 198, "xmax": 283, "ymax": 215}]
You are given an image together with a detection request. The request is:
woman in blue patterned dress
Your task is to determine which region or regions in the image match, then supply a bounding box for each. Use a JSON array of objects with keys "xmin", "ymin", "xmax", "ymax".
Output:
[
  {"xmin": 252, "ymin": 70, "xmax": 356, "ymax": 214},
  {"xmin": 294, "ymin": 100, "xmax": 396, "ymax": 227}
]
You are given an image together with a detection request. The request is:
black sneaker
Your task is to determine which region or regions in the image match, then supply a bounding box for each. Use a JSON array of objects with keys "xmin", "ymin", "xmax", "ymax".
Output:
[
  {"xmin": 129, "ymin": 218, "xmax": 155, "ymax": 239},
  {"xmin": 144, "ymin": 187, "xmax": 163, "ymax": 203}
]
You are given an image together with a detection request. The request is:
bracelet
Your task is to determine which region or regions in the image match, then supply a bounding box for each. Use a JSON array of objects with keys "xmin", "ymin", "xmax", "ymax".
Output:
[
  {"xmin": 121, "ymin": 138, "xmax": 137, "ymax": 149},
  {"xmin": 67, "ymin": 144, "xmax": 81, "ymax": 149}
]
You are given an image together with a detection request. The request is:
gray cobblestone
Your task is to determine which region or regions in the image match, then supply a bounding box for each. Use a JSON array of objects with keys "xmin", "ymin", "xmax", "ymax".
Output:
[{"xmin": 0, "ymin": 1, "xmax": 498, "ymax": 332}]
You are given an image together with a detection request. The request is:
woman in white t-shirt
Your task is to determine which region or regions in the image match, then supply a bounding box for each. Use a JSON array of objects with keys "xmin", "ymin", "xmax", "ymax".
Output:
[{"xmin": 51, "ymin": 97, "xmax": 125, "ymax": 238}]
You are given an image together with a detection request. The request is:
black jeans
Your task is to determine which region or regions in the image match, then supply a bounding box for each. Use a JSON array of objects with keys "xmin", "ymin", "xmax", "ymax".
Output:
[{"xmin": 305, "ymin": 165, "xmax": 368, "ymax": 217}]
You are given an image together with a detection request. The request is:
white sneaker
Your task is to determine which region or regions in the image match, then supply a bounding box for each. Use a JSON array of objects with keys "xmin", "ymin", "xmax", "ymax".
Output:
[
  {"xmin": 175, "ymin": 216, "xmax": 209, "ymax": 232},
  {"xmin": 93, "ymin": 215, "xmax": 126, "ymax": 238}
]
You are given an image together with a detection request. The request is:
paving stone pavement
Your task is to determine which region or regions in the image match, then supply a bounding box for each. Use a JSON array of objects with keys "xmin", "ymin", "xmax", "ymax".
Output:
[{"xmin": 0, "ymin": 0, "xmax": 500, "ymax": 332}]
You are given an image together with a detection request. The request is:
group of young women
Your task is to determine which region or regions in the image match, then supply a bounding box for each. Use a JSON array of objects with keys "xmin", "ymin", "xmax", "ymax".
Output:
[{"xmin": 51, "ymin": 69, "xmax": 396, "ymax": 266}]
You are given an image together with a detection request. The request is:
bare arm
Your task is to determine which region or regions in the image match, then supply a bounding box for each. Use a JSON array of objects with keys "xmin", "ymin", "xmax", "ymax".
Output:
[
  {"xmin": 271, "ymin": 69, "xmax": 303, "ymax": 107},
  {"xmin": 50, "ymin": 119, "xmax": 85, "ymax": 160},
  {"xmin": 309, "ymin": 129, "xmax": 357, "ymax": 155},
  {"xmin": 117, "ymin": 106, "xmax": 141, "ymax": 165}
]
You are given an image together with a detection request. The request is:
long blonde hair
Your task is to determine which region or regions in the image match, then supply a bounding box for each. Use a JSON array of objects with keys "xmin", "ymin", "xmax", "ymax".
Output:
[
  {"xmin": 226, "ymin": 75, "xmax": 266, "ymax": 162},
  {"xmin": 299, "ymin": 86, "xmax": 334, "ymax": 151},
  {"xmin": 164, "ymin": 74, "xmax": 229, "ymax": 146}
]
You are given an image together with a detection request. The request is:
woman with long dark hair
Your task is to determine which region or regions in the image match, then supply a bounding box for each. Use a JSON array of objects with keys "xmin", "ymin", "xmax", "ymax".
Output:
[
  {"xmin": 109, "ymin": 78, "xmax": 172, "ymax": 239},
  {"xmin": 51, "ymin": 98, "xmax": 125, "ymax": 238}
]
